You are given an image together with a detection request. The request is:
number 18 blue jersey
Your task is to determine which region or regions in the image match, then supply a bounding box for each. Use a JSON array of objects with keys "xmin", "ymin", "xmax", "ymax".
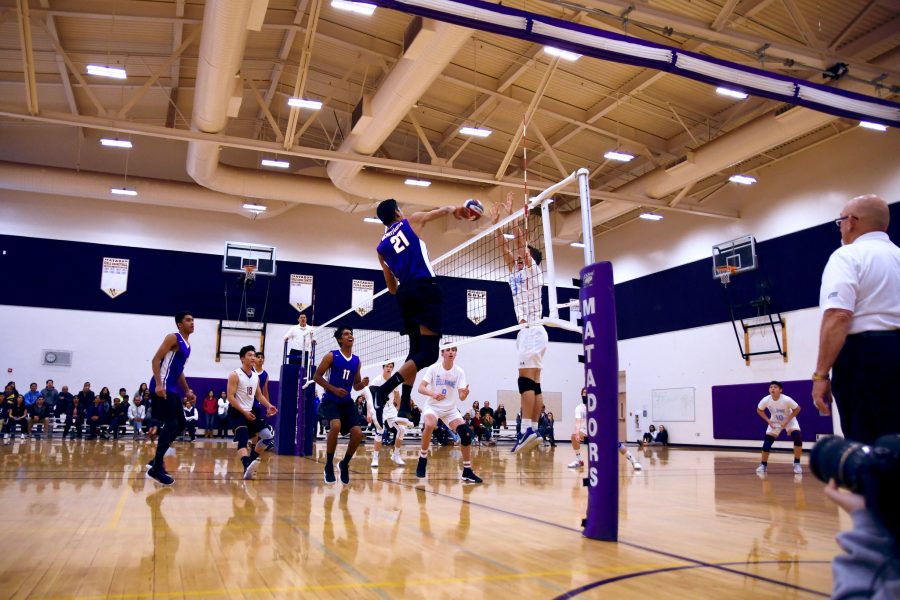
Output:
[{"xmin": 376, "ymin": 219, "xmax": 435, "ymax": 284}]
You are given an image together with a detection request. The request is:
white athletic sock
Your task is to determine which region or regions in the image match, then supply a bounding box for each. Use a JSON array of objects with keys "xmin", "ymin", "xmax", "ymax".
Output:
[
  {"xmin": 521, "ymin": 419, "xmax": 533, "ymax": 429},
  {"xmin": 575, "ymin": 452, "xmax": 582, "ymax": 460},
  {"xmin": 463, "ymin": 461, "xmax": 471, "ymax": 468},
  {"xmin": 419, "ymin": 449, "xmax": 428, "ymax": 458}
]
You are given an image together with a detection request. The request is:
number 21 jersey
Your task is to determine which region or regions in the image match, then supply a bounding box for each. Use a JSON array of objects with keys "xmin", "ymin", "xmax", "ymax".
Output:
[{"xmin": 377, "ymin": 219, "xmax": 435, "ymax": 284}]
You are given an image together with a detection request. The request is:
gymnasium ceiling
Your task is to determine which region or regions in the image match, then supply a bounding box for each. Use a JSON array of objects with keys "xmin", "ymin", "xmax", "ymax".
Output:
[{"xmin": 0, "ymin": 0, "xmax": 898, "ymax": 239}]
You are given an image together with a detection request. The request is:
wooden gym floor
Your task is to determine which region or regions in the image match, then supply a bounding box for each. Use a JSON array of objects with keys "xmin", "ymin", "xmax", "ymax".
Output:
[{"xmin": 0, "ymin": 437, "xmax": 839, "ymax": 599}]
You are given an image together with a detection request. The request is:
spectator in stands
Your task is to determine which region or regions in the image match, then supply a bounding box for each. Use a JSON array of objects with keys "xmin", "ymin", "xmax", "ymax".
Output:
[
  {"xmin": 4, "ymin": 395, "xmax": 30, "ymax": 441},
  {"xmin": 202, "ymin": 390, "xmax": 217, "ymax": 438},
  {"xmin": 217, "ymin": 391, "xmax": 229, "ymax": 438},
  {"xmin": 642, "ymin": 424, "xmax": 657, "ymax": 446},
  {"xmin": 183, "ymin": 398, "xmax": 199, "ymax": 441},
  {"xmin": 495, "ymin": 403, "xmax": 507, "ymax": 429},
  {"xmin": 41, "ymin": 379, "xmax": 59, "ymax": 414},
  {"xmin": 516, "ymin": 408, "xmax": 522, "ymax": 437},
  {"xmin": 86, "ymin": 395, "xmax": 110, "ymax": 440},
  {"xmin": 97, "ymin": 386, "xmax": 112, "ymax": 411},
  {"xmin": 133, "ymin": 383, "xmax": 148, "ymax": 406},
  {"xmin": 481, "ymin": 413, "xmax": 496, "ymax": 446},
  {"xmin": 480, "ymin": 400, "xmax": 495, "ymax": 421},
  {"xmin": 409, "ymin": 400, "xmax": 421, "ymax": 429},
  {"xmin": 64, "ymin": 396, "xmax": 85, "ymax": 438},
  {"xmin": 545, "ymin": 411, "xmax": 557, "ymax": 447},
  {"xmin": 5, "ymin": 381, "xmax": 19, "ymax": 397},
  {"xmin": 76, "ymin": 382, "xmax": 95, "ymax": 411},
  {"xmin": 109, "ymin": 396, "xmax": 129, "ymax": 439},
  {"xmin": 434, "ymin": 416, "xmax": 451, "ymax": 446},
  {"xmin": 471, "ymin": 400, "xmax": 480, "ymax": 417},
  {"xmin": 538, "ymin": 407, "xmax": 550, "ymax": 443},
  {"xmin": 1, "ymin": 384, "xmax": 13, "ymax": 433},
  {"xmin": 471, "ymin": 411, "xmax": 485, "ymax": 446},
  {"xmin": 355, "ymin": 395, "xmax": 367, "ymax": 420},
  {"xmin": 3, "ymin": 383, "xmax": 15, "ymax": 408},
  {"xmin": 56, "ymin": 385, "xmax": 73, "ymax": 418},
  {"xmin": 128, "ymin": 395, "xmax": 146, "ymax": 440},
  {"xmin": 143, "ymin": 391, "xmax": 159, "ymax": 440},
  {"xmin": 29, "ymin": 396, "xmax": 51, "ymax": 439},
  {"xmin": 654, "ymin": 425, "xmax": 669, "ymax": 446},
  {"xmin": 24, "ymin": 382, "xmax": 40, "ymax": 407}
]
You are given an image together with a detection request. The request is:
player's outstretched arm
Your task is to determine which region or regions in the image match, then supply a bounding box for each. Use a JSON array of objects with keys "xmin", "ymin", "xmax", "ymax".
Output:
[
  {"xmin": 491, "ymin": 199, "xmax": 515, "ymax": 271},
  {"xmin": 227, "ymin": 371, "xmax": 254, "ymax": 420},
  {"xmin": 378, "ymin": 253, "xmax": 398, "ymax": 295},
  {"xmin": 150, "ymin": 333, "xmax": 177, "ymax": 398}
]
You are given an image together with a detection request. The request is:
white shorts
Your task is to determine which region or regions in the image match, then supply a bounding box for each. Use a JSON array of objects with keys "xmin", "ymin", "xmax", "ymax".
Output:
[
  {"xmin": 517, "ymin": 325, "xmax": 548, "ymax": 369},
  {"xmin": 422, "ymin": 404, "xmax": 463, "ymax": 426},
  {"xmin": 766, "ymin": 419, "xmax": 800, "ymax": 437}
]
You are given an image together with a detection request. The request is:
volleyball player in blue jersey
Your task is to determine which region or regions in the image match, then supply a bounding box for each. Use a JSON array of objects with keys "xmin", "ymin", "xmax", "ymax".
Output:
[
  {"xmin": 147, "ymin": 311, "xmax": 196, "ymax": 486},
  {"xmin": 372, "ymin": 198, "xmax": 474, "ymax": 418},
  {"xmin": 313, "ymin": 325, "xmax": 370, "ymax": 485}
]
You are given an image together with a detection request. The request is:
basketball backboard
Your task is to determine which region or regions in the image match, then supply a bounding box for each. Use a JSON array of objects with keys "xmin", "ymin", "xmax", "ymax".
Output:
[
  {"xmin": 712, "ymin": 235, "xmax": 757, "ymax": 279},
  {"xmin": 223, "ymin": 241, "xmax": 276, "ymax": 276}
]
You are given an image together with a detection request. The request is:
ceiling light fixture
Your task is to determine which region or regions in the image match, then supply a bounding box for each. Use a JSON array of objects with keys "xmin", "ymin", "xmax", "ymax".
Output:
[
  {"xmin": 261, "ymin": 159, "xmax": 290, "ymax": 168},
  {"xmin": 728, "ymin": 174, "xmax": 757, "ymax": 185},
  {"xmin": 287, "ymin": 98, "xmax": 323, "ymax": 110},
  {"xmin": 363, "ymin": 217, "xmax": 383, "ymax": 224},
  {"xmin": 502, "ymin": 233, "xmax": 514, "ymax": 240},
  {"xmin": 110, "ymin": 188, "xmax": 137, "ymax": 196},
  {"xmin": 543, "ymin": 46, "xmax": 581, "ymax": 61},
  {"xmin": 859, "ymin": 121, "xmax": 888, "ymax": 132},
  {"xmin": 716, "ymin": 87, "xmax": 748, "ymax": 100},
  {"xmin": 87, "ymin": 64, "xmax": 127, "ymax": 79},
  {"xmin": 639, "ymin": 213, "xmax": 664, "ymax": 221},
  {"xmin": 603, "ymin": 151, "xmax": 634, "ymax": 162},
  {"xmin": 242, "ymin": 203, "xmax": 267, "ymax": 212},
  {"xmin": 100, "ymin": 138, "xmax": 132, "ymax": 148},
  {"xmin": 459, "ymin": 126, "xmax": 492, "ymax": 138},
  {"xmin": 404, "ymin": 178, "xmax": 432, "ymax": 187},
  {"xmin": 330, "ymin": 0, "xmax": 376, "ymax": 15},
  {"xmin": 570, "ymin": 241, "xmax": 586, "ymax": 248}
]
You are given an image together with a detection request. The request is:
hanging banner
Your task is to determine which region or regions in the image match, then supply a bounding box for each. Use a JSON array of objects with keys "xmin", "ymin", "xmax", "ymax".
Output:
[
  {"xmin": 351, "ymin": 280, "xmax": 374, "ymax": 316},
  {"xmin": 100, "ymin": 257, "xmax": 129, "ymax": 298},
  {"xmin": 466, "ymin": 290, "xmax": 487, "ymax": 325},
  {"xmin": 289, "ymin": 274, "xmax": 314, "ymax": 312}
]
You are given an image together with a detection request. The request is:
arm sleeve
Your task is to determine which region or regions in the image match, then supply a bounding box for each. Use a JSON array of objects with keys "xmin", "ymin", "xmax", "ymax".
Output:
[{"xmin": 819, "ymin": 250, "xmax": 858, "ymax": 312}]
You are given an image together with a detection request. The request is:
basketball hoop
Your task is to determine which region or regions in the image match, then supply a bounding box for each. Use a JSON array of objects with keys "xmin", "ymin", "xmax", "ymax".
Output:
[
  {"xmin": 716, "ymin": 265, "xmax": 738, "ymax": 285},
  {"xmin": 242, "ymin": 264, "xmax": 257, "ymax": 282}
]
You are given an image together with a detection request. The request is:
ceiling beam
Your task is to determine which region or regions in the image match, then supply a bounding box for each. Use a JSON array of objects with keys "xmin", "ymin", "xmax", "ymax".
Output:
[
  {"xmin": 37, "ymin": 1, "xmax": 77, "ymax": 120},
  {"xmin": 828, "ymin": 0, "xmax": 877, "ymax": 51},
  {"xmin": 117, "ymin": 28, "xmax": 199, "ymax": 118},
  {"xmin": 15, "ymin": 0, "xmax": 38, "ymax": 115},
  {"xmin": 711, "ymin": 0, "xmax": 741, "ymax": 31},
  {"xmin": 780, "ymin": 0, "xmax": 825, "ymax": 50},
  {"xmin": 32, "ymin": 18, "xmax": 106, "ymax": 115},
  {"xmin": 836, "ymin": 15, "xmax": 900, "ymax": 58},
  {"xmin": 284, "ymin": 0, "xmax": 322, "ymax": 150}
]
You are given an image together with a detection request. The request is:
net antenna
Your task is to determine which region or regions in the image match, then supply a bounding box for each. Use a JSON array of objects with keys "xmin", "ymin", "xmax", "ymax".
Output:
[{"xmin": 306, "ymin": 168, "xmax": 594, "ymax": 379}]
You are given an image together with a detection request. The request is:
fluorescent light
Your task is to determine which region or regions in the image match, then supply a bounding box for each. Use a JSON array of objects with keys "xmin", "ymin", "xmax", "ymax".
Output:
[
  {"xmin": 544, "ymin": 46, "xmax": 581, "ymax": 61},
  {"xmin": 859, "ymin": 121, "xmax": 888, "ymax": 132},
  {"xmin": 288, "ymin": 98, "xmax": 323, "ymax": 110},
  {"xmin": 100, "ymin": 138, "xmax": 132, "ymax": 148},
  {"xmin": 716, "ymin": 87, "xmax": 748, "ymax": 100},
  {"xmin": 459, "ymin": 126, "xmax": 492, "ymax": 138},
  {"xmin": 330, "ymin": 0, "xmax": 376, "ymax": 15},
  {"xmin": 639, "ymin": 213, "xmax": 663, "ymax": 221},
  {"xmin": 604, "ymin": 151, "xmax": 634, "ymax": 162},
  {"xmin": 404, "ymin": 178, "xmax": 432, "ymax": 187},
  {"xmin": 86, "ymin": 64, "xmax": 127, "ymax": 79},
  {"xmin": 363, "ymin": 217, "xmax": 383, "ymax": 224},
  {"xmin": 502, "ymin": 233, "xmax": 514, "ymax": 240},
  {"xmin": 570, "ymin": 242, "xmax": 586, "ymax": 248},
  {"xmin": 261, "ymin": 159, "xmax": 290, "ymax": 168},
  {"xmin": 728, "ymin": 174, "xmax": 757, "ymax": 185},
  {"xmin": 110, "ymin": 188, "xmax": 137, "ymax": 196},
  {"xmin": 243, "ymin": 203, "xmax": 267, "ymax": 212}
]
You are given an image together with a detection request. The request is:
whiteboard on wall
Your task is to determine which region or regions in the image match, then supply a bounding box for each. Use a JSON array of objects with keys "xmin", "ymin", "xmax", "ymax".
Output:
[{"xmin": 651, "ymin": 387, "xmax": 695, "ymax": 422}]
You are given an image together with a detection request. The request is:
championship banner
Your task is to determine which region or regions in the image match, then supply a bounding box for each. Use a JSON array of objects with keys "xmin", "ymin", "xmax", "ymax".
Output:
[
  {"xmin": 351, "ymin": 279, "xmax": 374, "ymax": 316},
  {"xmin": 466, "ymin": 290, "xmax": 487, "ymax": 325},
  {"xmin": 100, "ymin": 257, "xmax": 129, "ymax": 298},
  {"xmin": 289, "ymin": 274, "xmax": 314, "ymax": 312}
]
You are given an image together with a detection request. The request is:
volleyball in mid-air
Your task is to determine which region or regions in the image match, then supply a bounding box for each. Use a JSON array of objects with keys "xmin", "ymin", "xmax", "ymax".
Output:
[{"xmin": 464, "ymin": 198, "xmax": 485, "ymax": 220}]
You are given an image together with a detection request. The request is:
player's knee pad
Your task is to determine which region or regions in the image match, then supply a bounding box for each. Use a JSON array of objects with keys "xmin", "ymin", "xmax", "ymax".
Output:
[
  {"xmin": 790, "ymin": 430, "xmax": 802, "ymax": 446},
  {"xmin": 533, "ymin": 382, "xmax": 542, "ymax": 396},
  {"xmin": 258, "ymin": 426, "xmax": 274, "ymax": 441},
  {"xmin": 456, "ymin": 424, "xmax": 472, "ymax": 447},
  {"xmin": 411, "ymin": 335, "xmax": 440, "ymax": 371},
  {"xmin": 762, "ymin": 434, "xmax": 776, "ymax": 452},
  {"xmin": 517, "ymin": 376, "xmax": 536, "ymax": 394},
  {"xmin": 235, "ymin": 426, "xmax": 249, "ymax": 449}
]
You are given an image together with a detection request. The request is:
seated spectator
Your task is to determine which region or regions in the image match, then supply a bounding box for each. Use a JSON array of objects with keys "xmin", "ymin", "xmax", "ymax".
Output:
[
  {"xmin": 76, "ymin": 382, "xmax": 95, "ymax": 413},
  {"xmin": 642, "ymin": 424, "xmax": 657, "ymax": 446},
  {"xmin": 409, "ymin": 401, "xmax": 421, "ymax": 429},
  {"xmin": 29, "ymin": 396, "xmax": 51, "ymax": 439},
  {"xmin": 481, "ymin": 414, "xmax": 496, "ymax": 446},
  {"xmin": 217, "ymin": 391, "xmax": 230, "ymax": 438},
  {"xmin": 109, "ymin": 396, "xmax": 129, "ymax": 439},
  {"xmin": 544, "ymin": 411, "xmax": 557, "ymax": 447},
  {"xmin": 97, "ymin": 386, "xmax": 112, "ymax": 411},
  {"xmin": 64, "ymin": 397, "xmax": 85, "ymax": 439},
  {"xmin": 471, "ymin": 411, "xmax": 485, "ymax": 446},
  {"xmin": 56, "ymin": 385, "xmax": 73, "ymax": 418},
  {"xmin": 654, "ymin": 425, "xmax": 669, "ymax": 446},
  {"xmin": 24, "ymin": 382, "xmax": 40, "ymax": 407},
  {"xmin": 128, "ymin": 396, "xmax": 146, "ymax": 440},
  {"xmin": 41, "ymin": 379, "xmax": 59, "ymax": 416},
  {"xmin": 495, "ymin": 403, "xmax": 507, "ymax": 429},
  {"xmin": 202, "ymin": 390, "xmax": 217, "ymax": 438},
  {"xmin": 433, "ymin": 417, "xmax": 451, "ymax": 446},
  {"xmin": 86, "ymin": 395, "xmax": 110, "ymax": 440},
  {"xmin": 3, "ymin": 395, "xmax": 30, "ymax": 442},
  {"xmin": 133, "ymin": 383, "xmax": 148, "ymax": 406},
  {"xmin": 479, "ymin": 400, "xmax": 495, "ymax": 422},
  {"xmin": 183, "ymin": 398, "xmax": 199, "ymax": 441}
]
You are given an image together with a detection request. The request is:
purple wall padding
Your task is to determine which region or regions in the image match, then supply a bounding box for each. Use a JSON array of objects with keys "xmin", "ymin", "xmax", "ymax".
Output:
[{"xmin": 711, "ymin": 379, "xmax": 831, "ymax": 442}]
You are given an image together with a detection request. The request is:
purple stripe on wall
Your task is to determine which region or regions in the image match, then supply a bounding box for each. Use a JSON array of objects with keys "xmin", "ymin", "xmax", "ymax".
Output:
[{"xmin": 712, "ymin": 379, "xmax": 832, "ymax": 442}]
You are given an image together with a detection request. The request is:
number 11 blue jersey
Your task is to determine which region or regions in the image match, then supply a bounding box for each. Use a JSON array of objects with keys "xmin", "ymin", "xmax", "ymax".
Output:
[
  {"xmin": 376, "ymin": 219, "xmax": 435, "ymax": 284},
  {"xmin": 322, "ymin": 350, "xmax": 360, "ymax": 404}
]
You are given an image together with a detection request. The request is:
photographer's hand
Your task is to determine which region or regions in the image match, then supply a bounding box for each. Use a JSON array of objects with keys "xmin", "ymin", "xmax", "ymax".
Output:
[
  {"xmin": 812, "ymin": 379, "xmax": 832, "ymax": 416},
  {"xmin": 824, "ymin": 479, "xmax": 865, "ymax": 514}
]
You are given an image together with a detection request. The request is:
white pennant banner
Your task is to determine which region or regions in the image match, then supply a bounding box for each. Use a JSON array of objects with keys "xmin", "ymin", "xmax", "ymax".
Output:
[
  {"xmin": 466, "ymin": 290, "xmax": 487, "ymax": 325},
  {"xmin": 100, "ymin": 257, "xmax": 129, "ymax": 299},
  {"xmin": 351, "ymin": 279, "xmax": 374, "ymax": 316},
  {"xmin": 289, "ymin": 274, "xmax": 314, "ymax": 312}
]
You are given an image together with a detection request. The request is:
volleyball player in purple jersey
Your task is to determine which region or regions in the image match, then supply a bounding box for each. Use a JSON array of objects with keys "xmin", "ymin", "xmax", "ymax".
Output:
[
  {"xmin": 372, "ymin": 198, "xmax": 474, "ymax": 418},
  {"xmin": 147, "ymin": 311, "xmax": 196, "ymax": 486}
]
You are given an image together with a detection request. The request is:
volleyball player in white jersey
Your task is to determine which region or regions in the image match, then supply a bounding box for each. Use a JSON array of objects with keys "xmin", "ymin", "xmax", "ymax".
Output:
[
  {"xmin": 416, "ymin": 347, "xmax": 482, "ymax": 483},
  {"xmin": 227, "ymin": 345, "xmax": 278, "ymax": 480},
  {"xmin": 364, "ymin": 362, "xmax": 410, "ymax": 468},
  {"xmin": 568, "ymin": 387, "xmax": 641, "ymax": 470},
  {"xmin": 491, "ymin": 196, "xmax": 548, "ymax": 454}
]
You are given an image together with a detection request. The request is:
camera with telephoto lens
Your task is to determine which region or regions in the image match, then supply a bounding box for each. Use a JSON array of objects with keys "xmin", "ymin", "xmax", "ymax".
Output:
[{"xmin": 811, "ymin": 434, "xmax": 900, "ymax": 539}]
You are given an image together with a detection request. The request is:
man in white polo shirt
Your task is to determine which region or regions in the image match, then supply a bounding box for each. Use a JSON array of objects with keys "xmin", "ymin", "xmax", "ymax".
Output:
[
  {"xmin": 284, "ymin": 313, "xmax": 315, "ymax": 367},
  {"xmin": 812, "ymin": 194, "xmax": 900, "ymax": 444}
]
